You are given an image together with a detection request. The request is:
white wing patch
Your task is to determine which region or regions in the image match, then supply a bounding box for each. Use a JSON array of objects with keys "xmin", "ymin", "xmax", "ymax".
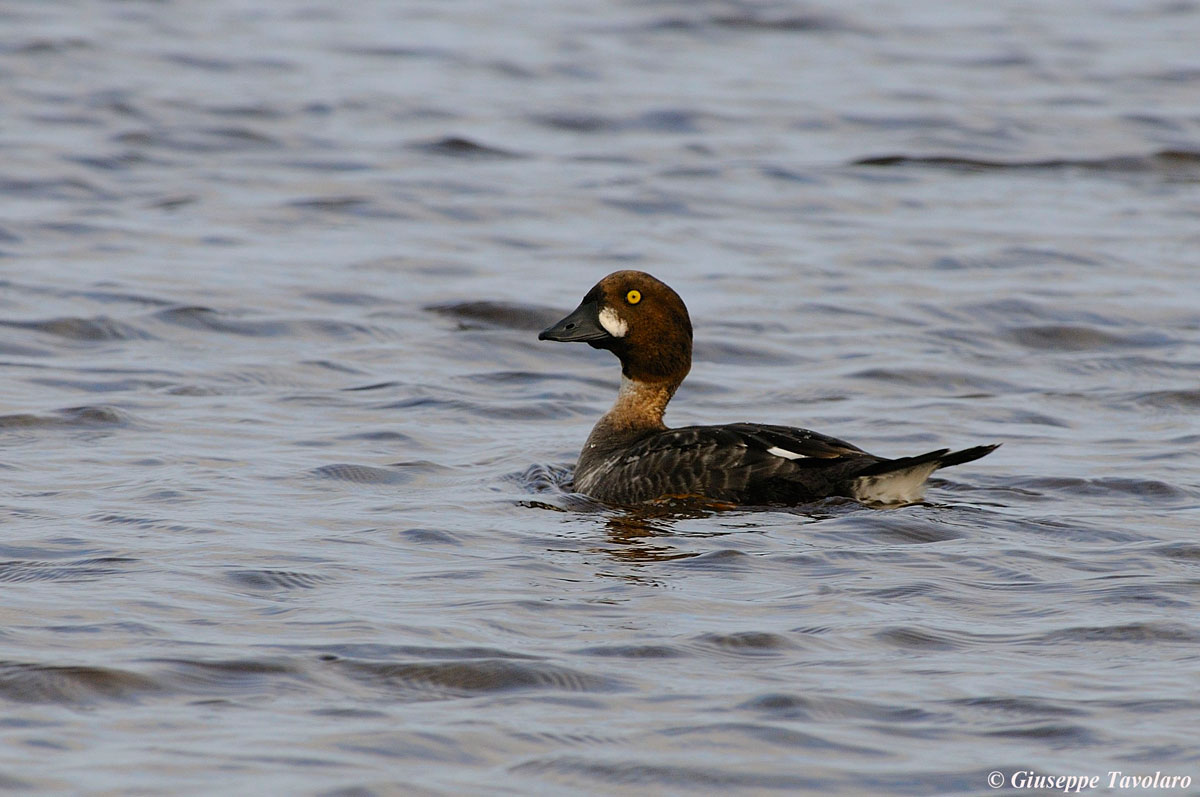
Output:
[
  {"xmin": 766, "ymin": 446, "xmax": 806, "ymax": 460},
  {"xmin": 598, "ymin": 306, "xmax": 628, "ymax": 338}
]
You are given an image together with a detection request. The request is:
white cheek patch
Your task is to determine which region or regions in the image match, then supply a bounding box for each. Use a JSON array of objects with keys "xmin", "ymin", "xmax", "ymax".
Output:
[
  {"xmin": 598, "ymin": 306, "xmax": 628, "ymax": 338},
  {"xmin": 767, "ymin": 446, "xmax": 807, "ymax": 460}
]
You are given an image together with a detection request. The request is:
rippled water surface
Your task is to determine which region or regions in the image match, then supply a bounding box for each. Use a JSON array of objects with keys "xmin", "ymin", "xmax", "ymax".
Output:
[{"xmin": 3, "ymin": 1, "xmax": 1200, "ymax": 794}]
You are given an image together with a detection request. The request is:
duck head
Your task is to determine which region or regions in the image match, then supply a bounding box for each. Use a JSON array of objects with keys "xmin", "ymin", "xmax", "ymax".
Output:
[{"xmin": 539, "ymin": 270, "xmax": 692, "ymax": 385}]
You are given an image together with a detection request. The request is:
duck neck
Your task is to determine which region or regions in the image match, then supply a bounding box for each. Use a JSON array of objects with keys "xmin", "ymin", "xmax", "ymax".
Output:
[
  {"xmin": 608, "ymin": 374, "xmax": 676, "ymax": 430},
  {"xmin": 581, "ymin": 376, "xmax": 676, "ymax": 464}
]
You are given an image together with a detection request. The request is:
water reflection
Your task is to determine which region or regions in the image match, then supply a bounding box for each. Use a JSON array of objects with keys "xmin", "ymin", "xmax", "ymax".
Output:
[{"xmin": 601, "ymin": 510, "xmax": 701, "ymax": 564}]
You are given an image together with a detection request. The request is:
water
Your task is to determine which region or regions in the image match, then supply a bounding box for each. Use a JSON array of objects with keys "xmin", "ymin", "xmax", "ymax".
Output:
[{"xmin": 2, "ymin": 1, "xmax": 1199, "ymax": 794}]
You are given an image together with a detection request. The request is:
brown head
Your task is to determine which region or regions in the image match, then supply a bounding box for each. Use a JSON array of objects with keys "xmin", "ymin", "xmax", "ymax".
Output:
[{"xmin": 539, "ymin": 270, "xmax": 692, "ymax": 386}]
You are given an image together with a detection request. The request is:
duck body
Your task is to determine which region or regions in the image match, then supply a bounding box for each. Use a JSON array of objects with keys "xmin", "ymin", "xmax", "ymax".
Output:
[{"xmin": 539, "ymin": 271, "xmax": 997, "ymax": 507}]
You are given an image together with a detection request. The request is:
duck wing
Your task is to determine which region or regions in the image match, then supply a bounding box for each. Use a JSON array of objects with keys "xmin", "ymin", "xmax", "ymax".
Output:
[{"xmin": 577, "ymin": 422, "xmax": 881, "ymax": 505}]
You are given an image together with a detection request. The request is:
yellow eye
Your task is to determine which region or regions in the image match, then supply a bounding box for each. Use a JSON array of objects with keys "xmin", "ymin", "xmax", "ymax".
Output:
[{"xmin": 626, "ymin": 290, "xmax": 641, "ymax": 305}]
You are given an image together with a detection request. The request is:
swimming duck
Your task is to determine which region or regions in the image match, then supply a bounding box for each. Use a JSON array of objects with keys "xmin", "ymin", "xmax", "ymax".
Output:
[{"xmin": 539, "ymin": 270, "xmax": 998, "ymax": 506}]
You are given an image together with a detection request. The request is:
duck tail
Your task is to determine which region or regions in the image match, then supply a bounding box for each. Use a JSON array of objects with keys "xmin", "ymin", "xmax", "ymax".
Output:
[
  {"xmin": 929, "ymin": 443, "xmax": 1001, "ymax": 470},
  {"xmin": 856, "ymin": 443, "xmax": 1000, "ymax": 477}
]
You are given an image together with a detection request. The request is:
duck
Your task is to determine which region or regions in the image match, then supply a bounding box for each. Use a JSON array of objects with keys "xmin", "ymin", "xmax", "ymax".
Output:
[{"xmin": 538, "ymin": 270, "xmax": 998, "ymax": 506}]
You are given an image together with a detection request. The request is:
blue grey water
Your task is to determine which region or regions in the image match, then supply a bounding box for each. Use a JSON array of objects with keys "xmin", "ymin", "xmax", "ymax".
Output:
[{"xmin": 2, "ymin": 1, "xmax": 1199, "ymax": 794}]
